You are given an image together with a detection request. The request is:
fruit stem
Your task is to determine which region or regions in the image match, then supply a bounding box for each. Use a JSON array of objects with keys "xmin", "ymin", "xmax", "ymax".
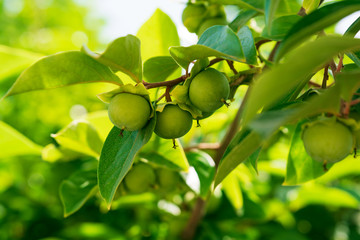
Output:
[
  {"xmin": 172, "ymin": 139, "xmax": 177, "ymax": 149},
  {"xmin": 196, "ymin": 120, "xmax": 201, "ymax": 127},
  {"xmin": 322, "ymin": 160, "xmax": 328, "ymax": 172}
]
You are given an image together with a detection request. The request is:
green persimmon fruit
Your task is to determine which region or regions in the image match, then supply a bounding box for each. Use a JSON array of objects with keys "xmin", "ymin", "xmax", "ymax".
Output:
[
  {"xmin": 154, "ymin": 105, "xmax": 193, "ymax": 139},
  {"xmin": 206, "ymin": 4, "xmax": 226, "ymax": 18},
  {"xmin": 157, "ymin": 168, "xmax": 179, "ymax": 191},
  {"xmin": 189, "ymin": 68, "xmax": 230, "ymax": 112},
  {"xmin": 108, "ymin": 93, "xmax": 151, "ymax": 131},
  {"xmin": 197, "ymin": 17, "xmax": 228, "ymax": 36},
  {"xmin": 182, "ymin": 3, "xmax": 207, "ymax": 33},
  {"xmin": 124, "ymin": 163, "xmax": 156, "ymax": 194},
  {"xmin": 302, "ymin": 119, "xmax": 354, "ymax": 163}
]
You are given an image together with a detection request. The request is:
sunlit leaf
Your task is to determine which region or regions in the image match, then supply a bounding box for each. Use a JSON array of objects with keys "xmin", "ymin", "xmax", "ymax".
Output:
[
  {"xmin": 143, "ymin": 56, "xmax": 180, "ymax": 82},
  {"xmin": 2, "ymin": 51, "xmax": 122, "ymax": 99},
  {"xmin": 141, "ymin": 135, "xmax": 189, "ymax": 171},
  {"xmin": 0, "ymin": 121, "xmax": 42, "ymax": 158},
  {"xmin": 51, "ymin": 120, "xmax": 103, "ymax": 158},
  {"xmin": 137, "ymin": 9, "xmax": 180, "ymax": 61},
  {"xmin": 0, "ymin": 45, "xmax": 43, "ymax": 80},
  {"xmin": 98, "ymin": 118, "xmax": 155, "ymax": 207},
  {"xmin": 276, "ymin": 1, "xmax": 360, "ymax": 60},
  {"xmin": 290, "ymin": 184, "xmax": 359, "ymax": 210},
  {"xmin": 60, "ymin": 169, "xmax": 98, "ymax": 217},
  {"xmin": 222, "ymin": 170, "xmax": 243, "ymax": 210},
  {"xmin": 82, "ymin": 35, "xmax": 142, "ymax": 82},
  {"xmin": 303, "ymin": 0, "xmax": 320, "ymax": 14}
]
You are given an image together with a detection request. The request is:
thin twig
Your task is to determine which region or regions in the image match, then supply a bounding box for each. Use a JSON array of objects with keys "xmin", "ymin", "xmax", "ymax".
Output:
[
  {"xmin": 308, "ymin": 81, "xmax": 321, "ymax": 88},
  {"xmin": 226, "ymin": 60, "xmax": 238, "ymax": 74},
  {"xmin": 208, "ymin": 58, "xmax": 224, "ymax": 67},
  {"xmin": 268, "ymin": 42, "xmax": 281, "ymax": 62},
  {"xmin": 350, "ymin": 98, "xmax": 360, "ymax": 106},
  {"xmin": 322, "ymin": 65, "xmax": 329, "ymax": 89},
  {"xmin": 255, "ymin": 39, "xmax": 271, "ymax": 50},
  {"xmin": 336, "ymin": 55, "xmax": 344, "ymax": 73},
  {"xmin": 183, "ymin": 143, "xmax": 220, "ymax": 152}
]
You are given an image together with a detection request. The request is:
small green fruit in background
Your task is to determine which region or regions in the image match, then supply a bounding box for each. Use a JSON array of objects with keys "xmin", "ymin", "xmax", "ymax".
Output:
[
  {"xmin": 197, "ymin": 17, "xmax": 228, "ymax": 36},
  {"xmin": 108, "ymin": 93, "xmax": 151, "ymax": 131},
  {"xmin": 302, "ymin": 119, "xmax": 354, "ymax": 163},
  {"xmin": 205, "ymin": 4, "xmax": 226, "ymax": 18},
  {"xmin": 124, "ymin": 163, "xmax": 156, "ymax": 194},
  {"xmin": 154, "ymin": 104, "xmax": 193, "ymax": 139},
  {"xmin": 182, "ymin": 3, "xmax": 207, "ymax": 33},
  {"xmin": 189, "ymin": 68, "xmax": 230, "ymax": 113},
  {"xmin": 157, "ymin": 168, "xmax": 179, "ymax": 191}
]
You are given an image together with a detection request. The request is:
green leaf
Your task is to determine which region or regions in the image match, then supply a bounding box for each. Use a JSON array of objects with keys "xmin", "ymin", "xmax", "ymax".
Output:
[
  {"xmin": 98, "ymin": 118, "xmax": 155, "ymax": 207},
  {"xmin": 229, "ymin": 10, "xmax": 258, "ymax": 32},
  {"xmin": 316, "ymin": 156, "xmax": 360, "ymax": 184},
  {"xmin": 0, "ymin": 45, "xmax": 43, "ymax": 80},
  {"xmin": 290, "ymin": 184, "xmax": 359, "ymax": 210},
  {"xmin": 0, "ymin": 121, "xmax": 43, "ymax": 158},
  {"xmin": 222, "ymin": 170, "xmax": 243, "ymax": 210},
  {"xmin": 284, "ymin": 122, "xmax": 327, "ymax": 185},
  {"xmin": 215, "ymin": 131, "xmax": 262, "ymax": 186},
  {"xmin": 216, "ymin": 84, "xmax": 343, "ymax": 185},
  {"xmin": 137, "ymin": 9, "xmax": 180, "ymax": 61},
  {"xmin": 276, "ymin": 1, "xmax": 360, "ymax": 61},
  {"xmin": 237, "ymin": 26, "xmax": 258, "ymax": 65},
  {"xmin": 143, "ymin": 56, "xmax": 180, "ymax": 82},
  {"xmin": 82, "ymin": 35, "xmax": 142, "ymax": 82},
  {"xmin": 186, "ymin": 151, "xmax": 215, "ymax": 198},
  {"xmin": 262, "ymin": 15, "xmax": 302, "ymax": 41},
  {"xmin": 141, "ymin": 135, "xmax": 189, "ymax": 171},
  {"xmin": 345, "ymin": 16, "xmax": 360, "ymax": 37},
  {"xmin": 243, "ymin": 36, "xmax": 360, "ymax": 127},
  {"xmin": 2, "ymin": 51, "xmax": 122, "ymax": 99},
  {"xmin": 303, "ymin": 0, "xmax": 320, "ymax": 14},
  {"xmin": 198, "ymin": 25, "xmax": 244, "ymax": 61},
  {"xmin": 59, "ymin": 169, "xmax": 98, "ymax": 217},
  {"xmin": 51, "ymin": 120, "xmax": 103, "ymax": 158},
  {"xmin": 265, "ymin": 0, "xmax": 281, "ymax": 34},
  {"xmin": 208, "ymin": 0, "xmax": 264, "ymax": 13},
  {"xmin": 170, "ymin": 26, "xmax": 245, "ymax": 69}
]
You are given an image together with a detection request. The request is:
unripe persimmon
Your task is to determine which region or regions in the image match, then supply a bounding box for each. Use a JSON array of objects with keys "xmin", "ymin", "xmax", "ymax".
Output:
[
  {"xmin": 154, "ymin": 104, "xmax": 193, "ymax": 139},
  {"xmin": 108, "ymin": 93, "xmax": 151, "ymax": 131},
  {"xmin": 302, "ymin": 119, "xmax": 354, "ymax": 163},
  {"xmin": 189, "ymin": 68, "xmax": 230, "ymax": 113},
  {"xmin": 124, "ymin": 163, "xmax": 156, "ymax": 194}
]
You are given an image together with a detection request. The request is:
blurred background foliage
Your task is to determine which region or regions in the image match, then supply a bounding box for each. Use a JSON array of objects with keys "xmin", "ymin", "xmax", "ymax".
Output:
[{"xmin": 0, "ymin": 0, "xmax": 360, "ymax": 240}]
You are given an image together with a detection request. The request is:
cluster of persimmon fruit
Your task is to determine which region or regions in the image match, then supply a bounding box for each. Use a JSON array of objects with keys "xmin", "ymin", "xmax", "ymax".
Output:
[{"xmin": 107, "ymin": 67, "xmax": 230, "ymax": 142}]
